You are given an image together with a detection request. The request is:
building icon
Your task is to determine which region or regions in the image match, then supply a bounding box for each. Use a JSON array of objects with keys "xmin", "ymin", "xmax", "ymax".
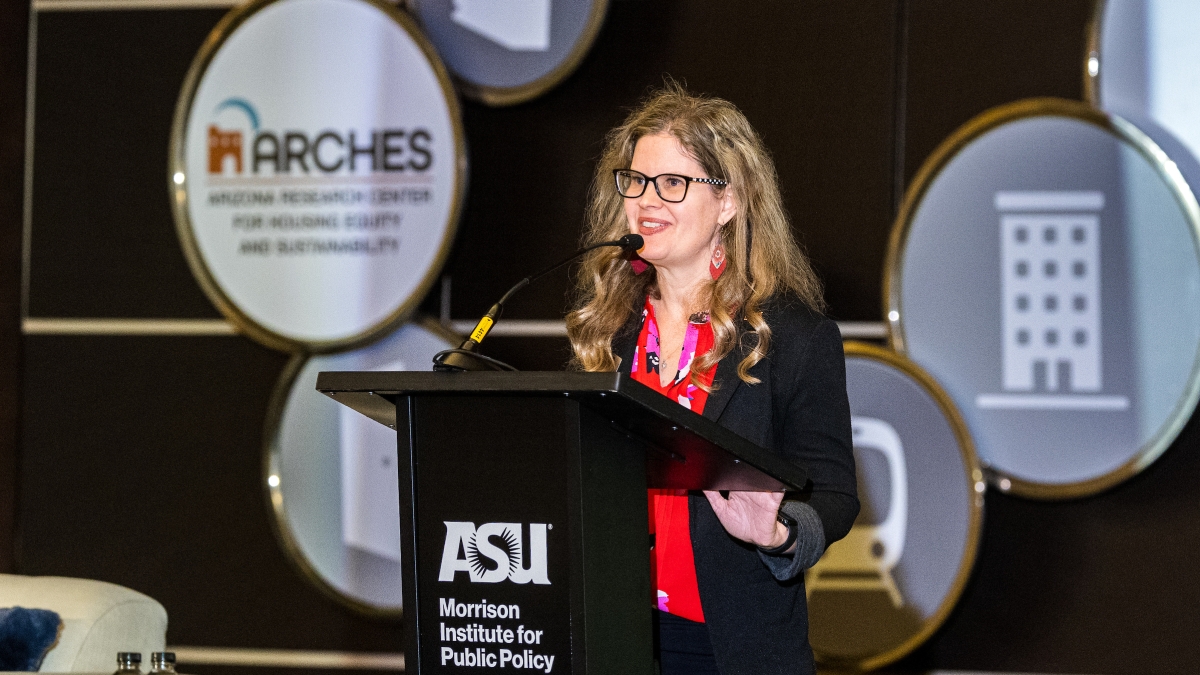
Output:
[
  {"xmin": 208, "ymin": 125, "xmax": 243, "ymax": 174},
  {"xmin": 976, "ymin": 191, "xmax": 1128, "ymax": 411},
  {"xmin": 998, "ymin": 191, "xmax": 1102, "ymax": 393}
]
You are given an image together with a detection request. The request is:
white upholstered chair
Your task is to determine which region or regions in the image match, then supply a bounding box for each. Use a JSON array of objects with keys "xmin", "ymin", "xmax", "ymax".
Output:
[{"xmin": 0, "ymin": 574, "xmax": 167, "ymax": 672}]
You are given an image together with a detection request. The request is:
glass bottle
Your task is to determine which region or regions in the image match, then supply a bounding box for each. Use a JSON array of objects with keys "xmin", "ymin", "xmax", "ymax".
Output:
[
  {"xmin": 114, "ymin": 652, "xmax": 142, "ymax": 675},
  {"xmin": 149, "ymin": 652, "xmax": 177, "ymax": 674}
]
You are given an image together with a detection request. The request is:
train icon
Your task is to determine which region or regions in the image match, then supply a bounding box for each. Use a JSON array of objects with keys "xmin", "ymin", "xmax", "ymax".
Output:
[{"xmin": 807, "ymin": 417, "xmax": 908, "ymax": 607}]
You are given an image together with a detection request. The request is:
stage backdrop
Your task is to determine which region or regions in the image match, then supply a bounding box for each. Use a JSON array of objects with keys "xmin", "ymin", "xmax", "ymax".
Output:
[{"xmin": 13, "ymin": 1, "xmax": 1200, "ymax": 675}]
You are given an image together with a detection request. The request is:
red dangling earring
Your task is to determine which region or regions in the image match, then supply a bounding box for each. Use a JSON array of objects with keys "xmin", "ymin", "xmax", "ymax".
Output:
[
  {"xmin": 709, "ymin": 243, "xmax": 726, "ymax": 280},
  {"xmin": 630, "ymin": 257, "xmax": 649, "ymax": 274}
]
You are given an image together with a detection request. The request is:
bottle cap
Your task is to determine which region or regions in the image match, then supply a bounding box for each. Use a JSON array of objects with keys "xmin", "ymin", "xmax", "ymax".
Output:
[
  {"xmin": 117, "ymin": 653, "xmax": 142, "ymax": 665},
  {"xmin": 151, "ymin": 653, "xmax": 176, "ymax": 666}
]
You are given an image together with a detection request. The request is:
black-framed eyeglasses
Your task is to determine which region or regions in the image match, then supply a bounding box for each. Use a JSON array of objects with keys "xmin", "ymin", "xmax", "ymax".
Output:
[{"xmin": 613, "ymin": 169, "xmax": 727, "ymax": 203}]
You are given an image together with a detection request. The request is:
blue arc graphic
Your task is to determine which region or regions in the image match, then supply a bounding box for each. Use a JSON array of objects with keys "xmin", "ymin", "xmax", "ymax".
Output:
[{"xmin": 214, "ymin": 98, "xmax": 260, "ymax": 131}]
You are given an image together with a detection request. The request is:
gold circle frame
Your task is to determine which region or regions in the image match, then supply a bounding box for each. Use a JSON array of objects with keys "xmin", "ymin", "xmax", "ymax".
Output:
[
  {"xmin": 1082, "ymin": 0, "xmax": 1105, "ymax": 106},
  {"xmin": 814, "ymin": 341, "xmax": 984, "ymax": 672},
  {"xmin": 262, "ymin": 316, "xmax": 461, "ymax": 618},
  {"xmin": 168, "ymin": 0, "xmax": 468, "ymax": 354},
  {"xmin": 883, "ymin": 97, "xmax": 1200, "ymax": 500},
  {"xmin": 406, "ymin": 0, "xmax": 610, "ymax": 107}
]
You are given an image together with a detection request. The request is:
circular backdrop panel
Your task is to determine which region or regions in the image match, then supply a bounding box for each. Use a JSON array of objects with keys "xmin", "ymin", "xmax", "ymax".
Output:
[
  {"xmin": 886, "ymin": 98, "xmax": 1200, "ymax": 498},
  {"xmin": 1089, "ymin": 0, "xmax": 1200, "ymax": 171},
  {"xmin": 410, "ymin": 0, "xmax": 608, "ymax": 106},
  {"xmin": 171, "ymin": 0, "xmax": 466, "ymax": 352},
  {"xmin": 809, "ymin": 343, "xmax": 983, "ymax": 671},
  {"xmin": 266, "ymin": 319, "xmax": 456, "ymax": 615}
]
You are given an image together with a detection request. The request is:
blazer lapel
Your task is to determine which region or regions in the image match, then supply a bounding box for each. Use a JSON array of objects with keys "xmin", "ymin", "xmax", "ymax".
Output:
[{"xmin": 701, "ymin": 342, "xmax": 745, "ymax": 422}]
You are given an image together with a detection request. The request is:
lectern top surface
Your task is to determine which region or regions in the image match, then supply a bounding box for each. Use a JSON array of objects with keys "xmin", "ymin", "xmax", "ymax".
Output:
[
  {"xmin": 318, "ymin": 369, "xmax": 625, "ymax": 393},
  {"xmin": 317, "ymin": 370, "xmax": 808, "ymax": 491}
]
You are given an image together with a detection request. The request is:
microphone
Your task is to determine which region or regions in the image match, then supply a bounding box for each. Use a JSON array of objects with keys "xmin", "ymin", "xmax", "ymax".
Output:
[{"xmin": 433, "ymin": 234, "xmax": 644, "ymax": 372}]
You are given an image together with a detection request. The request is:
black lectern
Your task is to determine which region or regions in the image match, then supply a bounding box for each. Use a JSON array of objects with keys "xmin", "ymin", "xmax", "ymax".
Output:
[{"xmin": 317, "ymin": 371, "xmax": 806, "ymax": 675}]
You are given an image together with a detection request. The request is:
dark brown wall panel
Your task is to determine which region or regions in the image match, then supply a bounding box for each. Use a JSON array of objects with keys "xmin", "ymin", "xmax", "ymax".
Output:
[
  {"xmin": 19, "ymin": 334, "xmax": 405, "ymax": 650},
  {"xmin": 903, "ymin": 0, "xmax": 1094, "ymax": 185},
  {"xmin": 442, "ymin": 0, "xmax": 899, "ymax": 324},
  {"xmin": 0, "ymin": 0, "xmax": 31, "ymax": 573},
  {"xmin": 905, "ymin": 417, "xmax": 1200, "ymax": 674},
  {"xmin": 28, "ymin": 9, "xmax": 226, "ymax": 319}
]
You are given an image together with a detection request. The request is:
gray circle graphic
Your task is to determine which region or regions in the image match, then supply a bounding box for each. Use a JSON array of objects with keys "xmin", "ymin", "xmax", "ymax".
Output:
[
  {"xmin": 888, "ymin": 100, "xmax": 1200, "ymax": 498},
  {"xmin": 808, "ymin": 344, "xmax": 982, "ymax": 670},
  {"xmin": 1089, "ymin": 0, "xmax": 1200, "ymax": 173},
  {"xmin": 265, "ymin": 319, "xmax": 456, "ymax": 615},
  {"xmin": 410, "ymin": 0, "xmax": 608, "ymax": 105}
]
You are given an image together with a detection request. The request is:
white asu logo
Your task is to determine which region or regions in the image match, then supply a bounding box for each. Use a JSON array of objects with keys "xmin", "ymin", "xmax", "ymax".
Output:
[{"xmin": 438, "ymin": 522, "xmax": 551, "ymax": 585}]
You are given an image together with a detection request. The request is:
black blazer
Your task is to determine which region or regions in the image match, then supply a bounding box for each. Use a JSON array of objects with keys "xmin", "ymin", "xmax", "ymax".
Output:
[{"xmin": 613, "ymin": 295, "xmax": 858, "ymax": 675}]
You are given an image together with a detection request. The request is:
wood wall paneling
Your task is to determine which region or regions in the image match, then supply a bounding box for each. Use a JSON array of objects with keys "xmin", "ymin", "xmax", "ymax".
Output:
[
  {"xmin": 903, "ymin": 0, "xmax": 1095, "ymax": 186},
  {"xmin": 18, "ymin": 335, "xmax": 407, "ymax": 651},
  {"xmin": 28, "ymin": 10, "xmax": 226, "ymax": 319},
  {"xmin": 0, "ymin": 0, "xmax": 31, "ymax": 573},
  {"xmin": 906, "ymin": 416, "xmax": 1200, "ymax": 673},
  {"xmin": 14, "ymin": 0, "xmax": 1200, "ymax": 673},
  {"xmin": 442, "ymin": 0, "xmax": 899, "ymax": 326}
]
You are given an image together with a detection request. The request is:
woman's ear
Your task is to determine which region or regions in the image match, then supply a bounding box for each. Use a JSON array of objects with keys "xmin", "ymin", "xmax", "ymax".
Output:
[{"xmin": 718, "ymin": 187, "xmax": 738, "ymax": 228}]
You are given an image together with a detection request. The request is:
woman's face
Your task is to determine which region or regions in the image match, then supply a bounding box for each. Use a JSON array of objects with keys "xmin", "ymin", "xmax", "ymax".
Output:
[{"xmin": 624, "ymin": 133, "xmax": 736, "ymax": 274}]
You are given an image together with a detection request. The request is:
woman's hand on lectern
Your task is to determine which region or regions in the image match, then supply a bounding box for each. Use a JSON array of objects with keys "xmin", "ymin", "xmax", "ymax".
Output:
[{"xmin": 703, "ymin": 490, "xmax": 790, "ymax": 550}]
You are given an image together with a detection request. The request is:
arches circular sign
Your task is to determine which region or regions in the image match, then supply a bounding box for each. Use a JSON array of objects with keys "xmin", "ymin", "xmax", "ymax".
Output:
[
  {"xmin": 886, "ymin": 98, "xmax": 1200, "ymax": 498},
  {"xmin": 170, "ymin": 0, "xmax": 466, "ymax": 352}
]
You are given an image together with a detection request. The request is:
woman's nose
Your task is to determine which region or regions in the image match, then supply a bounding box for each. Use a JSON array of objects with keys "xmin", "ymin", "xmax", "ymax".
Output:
[{"xmin": 638, "ymin": 183, "xmax": 664, "ymax": 207}]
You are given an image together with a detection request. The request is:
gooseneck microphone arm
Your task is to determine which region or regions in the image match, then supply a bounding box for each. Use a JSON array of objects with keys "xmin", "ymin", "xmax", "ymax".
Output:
[{"xmin": 432, "ymin": 234, "xmax": 644, "ymax": 372}]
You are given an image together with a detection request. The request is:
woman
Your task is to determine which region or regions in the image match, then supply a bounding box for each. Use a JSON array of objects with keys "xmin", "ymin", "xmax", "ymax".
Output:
[{"xmin": 566, "ymin": 84, "xmax": 859, "ymax": 675}]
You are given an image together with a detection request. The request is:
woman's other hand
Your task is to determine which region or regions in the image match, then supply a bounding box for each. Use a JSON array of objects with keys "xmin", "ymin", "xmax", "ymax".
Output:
[{"xmin": 703, "ymin": 490, "xmax": 789, "ymax": 549}]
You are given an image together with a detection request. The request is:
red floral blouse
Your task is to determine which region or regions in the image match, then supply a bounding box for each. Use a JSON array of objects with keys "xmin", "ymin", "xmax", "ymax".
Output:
[{"xmin": 630, "ymin": 297, "xmax": 718, "ymax": 623}]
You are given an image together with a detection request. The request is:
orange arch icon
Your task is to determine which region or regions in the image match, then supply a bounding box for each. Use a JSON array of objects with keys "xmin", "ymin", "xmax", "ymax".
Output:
[{"xmin": 208, "ymin": 125, "xmax": 243, "ymax": 174}]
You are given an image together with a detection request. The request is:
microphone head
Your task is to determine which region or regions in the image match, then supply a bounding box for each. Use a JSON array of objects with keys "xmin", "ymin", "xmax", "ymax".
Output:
[{"xmin": 618, "ymin": 234, "xmax": 644, "ymax": 250}]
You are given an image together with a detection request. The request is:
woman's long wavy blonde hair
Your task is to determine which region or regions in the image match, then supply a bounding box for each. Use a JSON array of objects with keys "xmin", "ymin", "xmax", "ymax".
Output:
[{"xmin": 567, "ymin": 83, "xmax": 825, "ymax": 384}]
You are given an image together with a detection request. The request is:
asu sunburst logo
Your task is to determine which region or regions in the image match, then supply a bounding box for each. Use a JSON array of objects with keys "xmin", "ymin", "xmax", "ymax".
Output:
[{"xmin": 439, "ymin": 521, "xmax": 551, "ymax": 585}]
